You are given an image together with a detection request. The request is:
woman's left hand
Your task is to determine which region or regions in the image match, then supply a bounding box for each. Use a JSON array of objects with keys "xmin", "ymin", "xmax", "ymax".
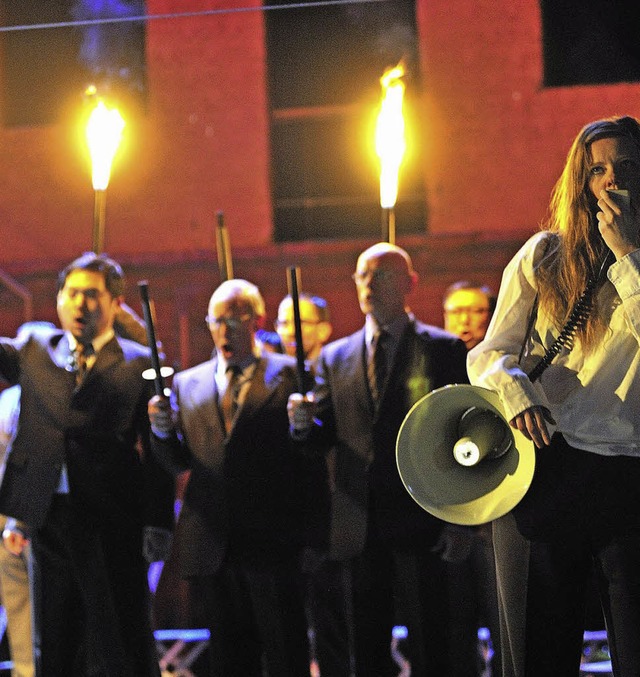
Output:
[
  {"xmin": 510, "ymin": 405, "xmax": 555, "ymax": 449},
  {"xmin": 596, "ymin": 189, "xmax": 640, "ymax": 260}
]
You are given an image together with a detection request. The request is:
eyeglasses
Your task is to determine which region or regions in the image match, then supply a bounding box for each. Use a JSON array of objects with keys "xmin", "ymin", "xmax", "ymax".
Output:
[
  {"xmin": 60, "ymin": 287, "xmax": 108, "ymax": 303},
  {"xmin": 351, "ymin": 269, "xmax": 396, "ymax": 284},
  {"xmin": 205, "ymin": 313, "xmax": 252, "ymax": 329},
  {"xmin": 274, "ymin": 319, "xmax": 320, "ymax": 329},
  {"xmin": 444, "ymin": 307, "xmax": 490, "ymax": 318}
]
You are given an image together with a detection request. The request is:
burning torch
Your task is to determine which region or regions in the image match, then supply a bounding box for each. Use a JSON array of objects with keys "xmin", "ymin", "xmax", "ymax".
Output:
[
  {"xmin": 375, "ymin": 63, "xmax": 406, "ymax": 245},
  {"xmin": 85, "ymin": 95, "xmax": 125, "ymax": 254}
]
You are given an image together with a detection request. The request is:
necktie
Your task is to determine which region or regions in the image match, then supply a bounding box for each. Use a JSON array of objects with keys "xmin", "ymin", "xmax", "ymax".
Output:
[
  {"xmin": 368, "ymin": 330, "xmax": 388, "ymax": 406},
  {"xmin": 73, "ymin": 343, "xmax": 94, "ymax": 386},
  {"xmin": 221, "ymin": 366, "xmax": 241, "ymax": 432}
]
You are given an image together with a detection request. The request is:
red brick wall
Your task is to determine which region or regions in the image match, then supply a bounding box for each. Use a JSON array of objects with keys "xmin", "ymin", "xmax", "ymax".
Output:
[
  {"xmin": 418, "ymin": 0, "xmax": 640, "ymax": 236},
  {"xmin": 2, "ymin": 0, "xmax": 640, "ymax": 365}
]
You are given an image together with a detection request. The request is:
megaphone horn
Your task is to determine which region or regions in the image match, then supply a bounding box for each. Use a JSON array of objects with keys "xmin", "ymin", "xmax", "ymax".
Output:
[
  {"xmin": 396, "ymin": 384, "xmax": 535, "ymax": 525},
  {"xmin": 453, "ymin": 406, "xmax": 513, "ymax": 467}
]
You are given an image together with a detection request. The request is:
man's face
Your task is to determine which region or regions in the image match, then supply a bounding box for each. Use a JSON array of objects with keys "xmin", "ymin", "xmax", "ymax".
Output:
[
  {"xmin": 353, "ymin": 250, "xmax": 412, "ymax": 325},
  {"xmin": 208, "ymin": 296, "xmax": 257, "ymax": 365},
  {"xmin": 276, "ymin": 298, "xmax": 331, "ymax": 362},
  {"xmin": 57, "ymin": 269, "xmax": 120, "ymax": 344},
  {"xmin": 443, "ymin": 288, "xmax": 491, "ymax": 350}
]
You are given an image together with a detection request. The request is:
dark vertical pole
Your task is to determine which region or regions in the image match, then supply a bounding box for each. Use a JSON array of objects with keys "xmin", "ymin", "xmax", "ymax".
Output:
[
  {"xmin": 93, "ymin": 189, "xmax": 107, "ymax": 253},
  {"xmin": 215, "ymin": 211, "xmax": 234, "ymax": 281},
  {"xmin": 381, "ymin": 207, "xmax": 396, "ymax": 245},
  {"xmin": 138, "ymin": 280, "xmax": 165, "ymax": 397},
  {"xmin": 286, "ymin": 266, "xmax": 307, "ymax": 393}
]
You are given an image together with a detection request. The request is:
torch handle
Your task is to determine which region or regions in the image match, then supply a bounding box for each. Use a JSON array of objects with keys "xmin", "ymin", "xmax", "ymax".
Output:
[
  {"xmin": 286, "ymin": 266, "xmax": 308, "ymax": 394},
  {"xmin": 92, "ymin": 189, "xmax": 107, "ymax": 254},
  {"xmin": 137, "ymin": 280, "xmax": 165, "ymax": 398},
  {"xmin": 215, "ymin": 211, "xmax": 234, "ymax": 281}
]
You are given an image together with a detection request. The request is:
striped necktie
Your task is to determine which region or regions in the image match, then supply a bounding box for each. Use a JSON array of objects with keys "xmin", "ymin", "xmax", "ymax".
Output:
[{"xmin": 73, "ymin": 343, "xmax": 94, "ymax": 385}]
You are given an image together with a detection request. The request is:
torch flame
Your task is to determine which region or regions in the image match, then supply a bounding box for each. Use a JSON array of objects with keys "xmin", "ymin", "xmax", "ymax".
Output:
[
  {"xmin": 375, "ymin": 64, "xmax": 406, "ymax": 210},
  {"xmin": 86, "ymin": 100, "xmax": 125, "ymax": 191}
]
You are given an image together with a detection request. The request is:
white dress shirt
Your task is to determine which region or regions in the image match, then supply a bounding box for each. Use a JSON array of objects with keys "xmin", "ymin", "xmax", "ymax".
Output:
[
  {"xmin": 468, "ymin": 231, "xmax": 640, "ymax": 458},
  {"xmin": 0, "ymin": 385, "xmax": 21, "ymax": 487}
]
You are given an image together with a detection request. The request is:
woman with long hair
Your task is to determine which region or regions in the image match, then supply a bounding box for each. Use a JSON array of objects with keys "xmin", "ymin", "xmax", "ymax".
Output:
[{"xmin": 468, "ymin": 115, "xmax": 640, "ymax": 676}]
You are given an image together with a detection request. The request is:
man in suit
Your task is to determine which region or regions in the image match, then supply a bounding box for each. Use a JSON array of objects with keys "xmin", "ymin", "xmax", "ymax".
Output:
[
  {"xmin": 276, "ymin": 293, "xmax": 354, "ymax": 677},
  {"xmin": 0, "ymin": 252, "xmax": 175, "ymax": 677},
  {"xmin": 148, "ymin": 279, "xmax": 328, "ymax": 677},
  {"xmin": 443, "ymin": 281, "xmax": 502, "ymax": 677},
  {"xmin": 289, "ymin": 242, "xmax": 474, "ymax": 676}
]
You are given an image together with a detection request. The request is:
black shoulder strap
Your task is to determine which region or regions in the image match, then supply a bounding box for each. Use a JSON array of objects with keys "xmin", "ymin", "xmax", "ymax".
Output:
[{"xmin": 524, "ymin": 250, "xmax": 612, "ymax": 384}]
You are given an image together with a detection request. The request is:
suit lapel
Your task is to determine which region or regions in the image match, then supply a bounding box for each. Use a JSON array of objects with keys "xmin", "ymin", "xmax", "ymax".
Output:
[
  {"xmin": 341, "ymin": 329, "xmax": 373, "ymax": 416},
  {"xmin": 228, "ymin": 357, "xmax": 279, "ymax": 436},
  {"xmin": 198, "ymin": 360, "xmax": 227, "ymax": 438},
  {"xmin": 50, "ymin": 332, "xmax": 74, "ymax": 372},
  {"xmin": 178, "ymin": 361, "xmax": 228, "ymax": 448},
  {"xmin": 88, "ymin": 336, "xmax": 123, "ymax": 379}
]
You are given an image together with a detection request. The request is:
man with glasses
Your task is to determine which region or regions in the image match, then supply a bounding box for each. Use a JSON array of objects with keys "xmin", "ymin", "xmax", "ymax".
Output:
[
  {"xmin": 0, "ymin": 252, "xmax": 175, "ymax": 676},
  {"xmin": 276, "ymin": 293, "xmax": 355, "ymax": 676},
  {"xmin": 149, "ymin": 279, "xmax": 327, "ymax": 677},
  {"xmin": 289, "ymin": 242, "xmax": 474, "ymax": 676},
  {"xmin": 443, "ymin": 281, "xmax": 496, "ymax": 351},
  {"xmin": 443, "ymin": 280, "xmax": 502, "ymax": 676},
  {"xmin": 275, "ymin": 294, "xmax": 332, "ymax": 365}
]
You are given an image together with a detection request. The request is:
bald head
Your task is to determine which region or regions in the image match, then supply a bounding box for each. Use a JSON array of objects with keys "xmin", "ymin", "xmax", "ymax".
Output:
[
  {"xmin": 353, "ymin": 242, "xmax": 418, "ymax": 325},
  {"xmin": 356, "ymin": 243, "xmax": 415, "ymax": 275}
]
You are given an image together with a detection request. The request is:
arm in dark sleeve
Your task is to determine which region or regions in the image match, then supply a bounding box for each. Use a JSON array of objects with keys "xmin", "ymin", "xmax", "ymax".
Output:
[
  {"xmin": 289, "ymin": 357, "xmax": 336, "ymax": 455},
  {"xmin": 147, "ymin": 380, "xmax": 194, "ymax": 475},
  {"xmin": 452, "ymin": 337, "xmax": 471, "ymax": 385},
  {"xmin": 137, "ymin": 390, "xmax": 176, "ymax": 531},
  {"xmin": 149, "ymin": 430, "xmax": 192, "ymax": 476}
]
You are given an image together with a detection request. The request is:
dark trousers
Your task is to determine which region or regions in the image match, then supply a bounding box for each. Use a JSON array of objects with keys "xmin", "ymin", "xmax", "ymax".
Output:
[
  {"xmin": 351, "ymin": 534, "xmax": 470, "ymax": 676},
  {"xmin": 306, "ymin": 556, "xmax": 352, "ymax": 677},
  {"xmin": 500, "ymin": 435, "xmax": 640, "ymax": 677},
  {"xmin": 33, "ymin": 496, "xmax": 159, "ymax": 677},
  {"xmin": 523, "ymin": 533, "xmax": 640, "ymax": 676},
  {"xmin": 448, "ymin": 525, "xmax": 502, "ymax": 677},
  {"xmin": 192, "ymin": 545, "xmax": 309, "ymax": 677}
]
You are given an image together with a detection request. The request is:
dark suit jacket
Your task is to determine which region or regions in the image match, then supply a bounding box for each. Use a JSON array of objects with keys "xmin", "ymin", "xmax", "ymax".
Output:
[
  {"xmin": 0, "ymin": 325, "xmax": 174, "ymax": 532},
  {"xmin": 151, "ymin": 351, "xmax": 330, "ymax": 578},
  {"xmin": 313, "ymin": 318, "xmax": 469, "ymax": 557}
]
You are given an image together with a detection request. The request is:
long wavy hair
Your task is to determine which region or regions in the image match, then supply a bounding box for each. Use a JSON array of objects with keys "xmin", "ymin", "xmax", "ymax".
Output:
[{"xmin": 536, "ymin": 116, "xmax": 640, "ymax": 352}]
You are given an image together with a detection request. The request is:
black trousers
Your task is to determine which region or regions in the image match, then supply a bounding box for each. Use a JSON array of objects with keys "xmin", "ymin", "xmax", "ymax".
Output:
[
  {"xmin": 351, "ymin": 532, "xmax": 476, "ymax": 677},
  {"xmin": 305, "ymin": 556, "xmax": 352, "ymax": 677},
  {"xmin": 191, "ymin": 544, "xmax": 309, "ymax": 677},
  {"xmin": 498, "ymin": 435, "xmax": 640, "ymax": 677},
  {"xmin": 32, "ymin": 495, "xmax": 159, "ymax": 677}
]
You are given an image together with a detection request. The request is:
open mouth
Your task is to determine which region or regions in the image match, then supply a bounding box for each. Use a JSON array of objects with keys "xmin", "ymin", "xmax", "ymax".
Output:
[{"xmin": 71, "ymin": 316, "xmax": 88, "ymax": 332}]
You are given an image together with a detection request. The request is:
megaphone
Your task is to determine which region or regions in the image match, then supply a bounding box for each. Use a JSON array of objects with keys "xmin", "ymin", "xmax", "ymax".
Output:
[{"xmin": 396, "ymin": 384, "xmax": 535, "ymax": 525}]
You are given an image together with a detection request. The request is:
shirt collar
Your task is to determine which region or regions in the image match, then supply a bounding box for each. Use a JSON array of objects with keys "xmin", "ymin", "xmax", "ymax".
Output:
[
  {"xmin": 67, "ymin": 329, "xmax": 114, "ymax": 355},
  {"xmin": 365, "ymin": 312, "xmax": 411, "ymax": 347},
  {"xmin": 215, "ymin": 351, "xmax": 259, "ymax": 378}
]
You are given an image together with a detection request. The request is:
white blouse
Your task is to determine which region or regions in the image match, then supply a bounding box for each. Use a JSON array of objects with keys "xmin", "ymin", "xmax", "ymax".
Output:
[{"xmin": 467, "ymin": 231, "xmax": 640, "ymax": 457}]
